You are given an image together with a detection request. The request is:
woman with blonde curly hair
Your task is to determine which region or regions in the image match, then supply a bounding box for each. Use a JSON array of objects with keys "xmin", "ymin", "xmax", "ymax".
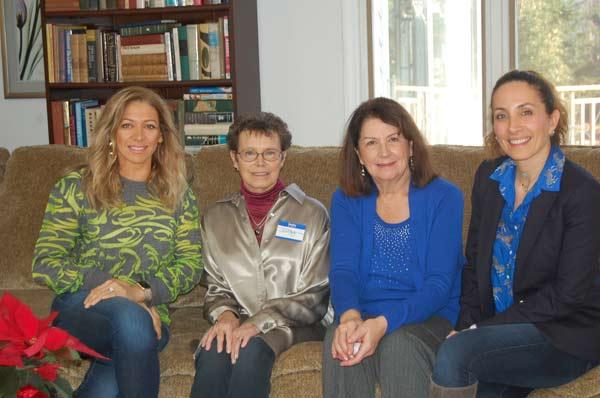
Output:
[{"xmin": 32, "ymin": 86, "xmax": 203, "ymax": 397}]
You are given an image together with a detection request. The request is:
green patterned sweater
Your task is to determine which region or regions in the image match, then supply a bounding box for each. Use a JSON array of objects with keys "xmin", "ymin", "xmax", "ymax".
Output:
[{"xmin": 32, "ymin": 170, "xmax": 203, "ymax": 325}]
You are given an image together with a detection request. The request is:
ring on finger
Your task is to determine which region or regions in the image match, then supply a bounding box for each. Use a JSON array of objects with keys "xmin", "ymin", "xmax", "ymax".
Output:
[{"xmin": 108, "ymin": 286, "xmax": 115, "ymax": 293}]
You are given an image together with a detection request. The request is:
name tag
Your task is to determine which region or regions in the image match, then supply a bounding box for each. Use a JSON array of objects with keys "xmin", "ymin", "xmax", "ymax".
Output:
[{"xmin": 275, "ymin": 220, "xmax": 306, "ymax": 242}]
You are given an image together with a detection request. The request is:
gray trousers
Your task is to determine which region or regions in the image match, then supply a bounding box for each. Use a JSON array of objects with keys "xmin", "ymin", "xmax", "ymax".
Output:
[{"xmin": 322, "ymin": 316, "xmax": 451, "ymax": 398}]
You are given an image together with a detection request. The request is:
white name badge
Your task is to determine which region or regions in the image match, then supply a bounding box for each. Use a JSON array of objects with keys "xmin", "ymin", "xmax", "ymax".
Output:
[{"xmin": 275, "ymin": 221, "xmax": 306, "ymax": 242}]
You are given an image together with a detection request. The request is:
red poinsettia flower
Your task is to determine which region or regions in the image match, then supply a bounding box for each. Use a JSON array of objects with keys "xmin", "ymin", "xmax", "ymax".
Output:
[
  {"xmin": 16, "ymin": 385, "xmax": 49, "ymax": 398},
  {"xmin": 34, "ymin": 362, "xmax": 60, "ymax": 381},
  {"xmin": 0, "ymin": 293, "xmax": 108, "ymax": 361}
]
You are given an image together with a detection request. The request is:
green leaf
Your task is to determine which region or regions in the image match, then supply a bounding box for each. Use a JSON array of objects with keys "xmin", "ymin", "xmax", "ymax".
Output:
[{"xmin": 0, "ymin": 366, "xmax": 19, "ymax": 397}]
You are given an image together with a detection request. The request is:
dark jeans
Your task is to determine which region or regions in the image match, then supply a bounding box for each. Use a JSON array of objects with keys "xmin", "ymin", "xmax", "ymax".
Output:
[
  {"xmin": 52, "ymin": 290, "xmax": 169, "ymax": 398},
  {"xmin": 190, "ymin": 336, "xmax": 275, "ymax": 398},
  {"xmin": 432, "ymin": 323, "xmax": 597, "ymax": 398}
]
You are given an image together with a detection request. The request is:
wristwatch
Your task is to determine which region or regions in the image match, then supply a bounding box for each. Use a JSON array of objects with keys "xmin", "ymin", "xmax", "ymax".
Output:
[{"xmin": 137, "ymin": 280, "xmax": 153, "ymax": 305}]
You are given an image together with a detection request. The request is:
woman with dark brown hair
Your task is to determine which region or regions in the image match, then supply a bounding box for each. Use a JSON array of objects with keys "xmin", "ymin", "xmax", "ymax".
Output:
[
  {"xmin": 431, "ymin": 70, "xmax": 600, "ymax": 398},
  {"xmin": 323, "ymin": 97, "xmax": 465, "ymax": 398}
]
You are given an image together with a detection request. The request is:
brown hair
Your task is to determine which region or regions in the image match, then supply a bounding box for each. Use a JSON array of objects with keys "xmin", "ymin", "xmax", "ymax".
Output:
[
  {"xmin": 485, "ymin": 69, "xmax": 568, "ymax": 156},
  {"xmin": 82, "ymin": 86, "xmax": 187, "ymax": 210},
  {"xmin": 339, "ymin": 97, "xmax": 436, "ymax": 196},
  {"xmin": 227, "ymin": 112, "xmax": 292, "ymax": 151}
]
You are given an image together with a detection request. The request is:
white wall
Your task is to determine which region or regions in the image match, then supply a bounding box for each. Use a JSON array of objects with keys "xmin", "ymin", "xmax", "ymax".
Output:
[
  {"xmin": 0, "ymin": 1, "xmax": 367, "ymax": 151},
  {"xmin": 257, "ymin": 0, "xmax": 368, "ymax": 147},
  {"xmin": 0, "ymin": 60, "xmax": 49, "ymax": 152}
]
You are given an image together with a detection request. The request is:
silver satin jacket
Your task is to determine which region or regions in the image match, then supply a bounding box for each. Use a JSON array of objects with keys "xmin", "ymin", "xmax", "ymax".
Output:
[{"xmin": 201, "ymin": 184, "xmax": 330, "ymax": 355}]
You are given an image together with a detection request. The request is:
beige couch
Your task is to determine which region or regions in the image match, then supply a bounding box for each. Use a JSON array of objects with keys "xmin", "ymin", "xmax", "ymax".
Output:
[{"xmin": 0, "ymin": 144, "xmax": 599, "ymax": 398}]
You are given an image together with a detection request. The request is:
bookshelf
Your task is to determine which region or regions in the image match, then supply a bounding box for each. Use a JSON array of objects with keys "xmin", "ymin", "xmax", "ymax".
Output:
[{"xmin": 41, "ymin": 0, "xmax": 260, "ymax": 146}]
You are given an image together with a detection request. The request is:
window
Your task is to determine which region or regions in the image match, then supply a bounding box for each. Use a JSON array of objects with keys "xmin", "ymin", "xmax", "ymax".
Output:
[
  {"xmin": 372, "ymin": 0, "xmax": 600, "ymax": 146},
  {"xmin": 516, "ymin": 0, "xmax": 600, "ymax": 145}
]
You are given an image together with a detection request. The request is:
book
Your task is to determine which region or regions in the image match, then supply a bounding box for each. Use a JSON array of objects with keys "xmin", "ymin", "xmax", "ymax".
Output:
[
  {"xmin": 183, "ymin": 123, "xmax": 231, "ymax": 135},
  {"xmin": 177, "ymin": 26, "xmax": 189, "ymax": 80},
  {"xmin": 222, "ymin": 16, "xmax": 230, "ymax": 78},
  {"xmin": 50, "ymin": 101, "xmax": 65, "ymax": 145},
  {"xmin": 120, "ymin": 34, "xmax": 164, "ymax": 46},
  {"xmin": 184, "ymin": 135, "xmax": 227, "ymax": 146},
  {"xmin": 187, "ymin": 86, "xmax": 232, "ymax": 93},
  {"xmin": 198, "ymin": 23, "xmax": 211, "ymax": 79},
  {"xmin": 118, "ymin": 21, "xmax": 180, "ymax": 36},
  {"xmin": 171, "ymin": 27, "xmax": 181, "ymax": 81},
  {"xmin": 184, "ymin": 99, "xmax": 233, "ymax": 112},
  {"xmin": 184, "ymin": 111, "xmax": 233, "ymax": 124},
  {"xmin": 86, "ymin": 29, "xmax": 98, "ymax": 82},
  {"xmin": 120, "ymin": 43, "xmax": 166, "ymax": 55},
  {"xmin": 183, "ymin": 93, "xmax": 232, "ymax": 100},
  {"xmin": 186, "ymin": 24, "xmax": 199, "ymax": 80},
  {"xmin": 164, "ymin": 32, "xmax": 174, "ymax": 81},
  {"xmin": 45, "ymin": 25, "xmax": 55, "ymax": 83}
]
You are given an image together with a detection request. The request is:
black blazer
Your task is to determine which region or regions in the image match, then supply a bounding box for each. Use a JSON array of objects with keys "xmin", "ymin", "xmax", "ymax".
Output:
[{"xmin": 456, "ymin": 156, "xmax": 600, "ymax": 361}]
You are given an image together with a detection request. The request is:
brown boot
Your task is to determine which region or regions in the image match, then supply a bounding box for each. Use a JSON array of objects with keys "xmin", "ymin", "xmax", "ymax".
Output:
[{"xmin": 429, "ymin": 379, "xmax": 477, "ymax": 398}]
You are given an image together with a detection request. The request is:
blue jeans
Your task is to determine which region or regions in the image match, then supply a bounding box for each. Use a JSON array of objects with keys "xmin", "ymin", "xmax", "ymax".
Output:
[
  {"xmin": 432, "ymin": 323, "xmax": 597, "ymax": 398},
  {"xmin": 51, "ymin": 290, "xmax": 169, "ymax": 398},
  {"xmin": 190, "ymin": 336, "xmax": 275, "ymax": 398}
]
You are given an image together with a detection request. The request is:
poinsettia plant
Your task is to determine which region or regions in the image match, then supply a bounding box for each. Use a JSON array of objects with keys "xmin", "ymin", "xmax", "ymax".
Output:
[{"xmin": 0, "ymin": 292, "xmax": 107, "ymax": 398}]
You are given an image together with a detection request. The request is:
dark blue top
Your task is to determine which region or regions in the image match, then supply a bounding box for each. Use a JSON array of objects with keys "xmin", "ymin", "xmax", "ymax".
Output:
[
  {"xmin": 490, "ymin": 145, "xmax": 565, "ymax": 313},
  {"xmin": 329, "ymin": 177, "xmax": 464, "ymax": 333}
]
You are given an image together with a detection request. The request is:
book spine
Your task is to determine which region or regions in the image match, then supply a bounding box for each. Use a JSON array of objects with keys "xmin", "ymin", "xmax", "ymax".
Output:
[
  {"xmin": 208, "ymin": 22, "xmax": 221, "ymax": 79},
  {"xmin": 186, "ymin": 25, "xmax": 199, "ymax": 80},
  {"xmin": 184, "ymin": 99, "xmax": 233, "ymax": 112},
  {"xmin": 164, "ymin": 32, "xmax": 174, "ymax": 80},
  {"xmin": 223, "ymin": 16, "xmax": 230, "ymax": 79},
  {"xmin": 46, "ymin": 24, "xmax": 55, "ymax": 83},
  {"xmin": 198, "ymin": 23, "xmax": 210, "ymax": 79},
  {"xmin": 50, "ymin": 101, "xmax": 65, "ymax": 144},
  {"xmin": 171, "ymin": 27, "xmax": 181, "ymax": 81},
  {"xmin": 62, "ymin": 101, "xmax": 71, "ymax": 145},
  {"xmin": 86, "ymin": 30, "xmax": 97, "ymax": 82},
  {"xmin": 64, "ymin": 30, "xmax": 73, "ymax": 82},
  {"xmin": 184, "ymin": 135, "xmax": 227, "ymax": 146},
  {"xmin": 187, "ymin": 86, "xmax": 232, "ymax": 93},
  {"xmin": 120, "ymin": 43, "xmax": 166, "ymax": 55},
  {"xmin": 105, "ymin": 32, "xmax": 118, "ymax": 82},
  {"xmin": 177, "ymin": 26, "xmax": 189, "ymax": 80},
  {"xmin": 183, "ymin": 93, "xmax": 232, "ymax": 100},
  {"xmin": 184, "ymin": 111, "xmax": 233, "ymax": 124},
  {"xmin": 78, "ymin": 32, "xmax": 88, "ymax": 82},
  {"xmin": 120, "ymin": 33, "xmax": 164, "ymax": 46}
]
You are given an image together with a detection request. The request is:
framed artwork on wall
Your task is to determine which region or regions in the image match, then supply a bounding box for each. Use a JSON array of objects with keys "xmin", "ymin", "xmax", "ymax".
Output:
[{"xmin": 0, "ymin": 0, "xmax": 45, "ymax": 98}]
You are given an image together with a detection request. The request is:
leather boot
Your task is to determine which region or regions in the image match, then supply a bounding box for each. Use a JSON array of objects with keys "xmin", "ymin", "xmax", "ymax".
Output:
[{"xmin": 429, "ymin": 379, "xmax": 478, "ymax": 398}]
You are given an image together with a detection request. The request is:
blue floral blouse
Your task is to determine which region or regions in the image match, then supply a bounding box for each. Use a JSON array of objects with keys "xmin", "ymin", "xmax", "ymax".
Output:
[{"xmin": 490, "ymin": 146, "xmax": 565, "ymax": 313}]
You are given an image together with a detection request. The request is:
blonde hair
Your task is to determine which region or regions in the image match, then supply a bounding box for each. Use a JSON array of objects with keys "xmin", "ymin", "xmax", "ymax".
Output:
[
  {"xmin": 485, "ymin": 70, "xmax": 568, "ymax": 157},
  {"xmin": 82, "ymin": 86, "xmax": 187, "ymax": 210}
]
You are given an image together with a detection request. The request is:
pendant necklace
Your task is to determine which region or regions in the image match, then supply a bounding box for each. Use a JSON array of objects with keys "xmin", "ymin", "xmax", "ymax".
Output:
[
  {"xmin": 248, "ymin": 211, "xmax": 269, "ymax": 235},
  {"xmin": 517, "ymin": 171, "xmax": 531, "ymax": 193}
]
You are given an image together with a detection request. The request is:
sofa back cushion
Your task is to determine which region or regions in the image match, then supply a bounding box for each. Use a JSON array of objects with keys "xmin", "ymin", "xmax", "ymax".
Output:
[
  {"xmin": 191, "ymin": 145, "xmax": 340, "ymax": 211},
  {"xmin": 0, "ymin": 145, "xmax": 87, "ymax": 289},
  {"xmin": 0, "ymin": 147, "xmax": 10, "ymax": 186}
]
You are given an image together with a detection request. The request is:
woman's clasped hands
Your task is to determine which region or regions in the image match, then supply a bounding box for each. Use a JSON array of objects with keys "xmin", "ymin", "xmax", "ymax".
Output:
[{"xmin": 332, "ymin": 309, "xmax": 388, "ymax": 366}]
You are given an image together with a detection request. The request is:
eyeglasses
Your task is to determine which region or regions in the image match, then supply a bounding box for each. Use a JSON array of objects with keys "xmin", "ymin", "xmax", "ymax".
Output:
[{"xmin": 237, "ymin": 149, "xmax": 283, "ymax": 162}]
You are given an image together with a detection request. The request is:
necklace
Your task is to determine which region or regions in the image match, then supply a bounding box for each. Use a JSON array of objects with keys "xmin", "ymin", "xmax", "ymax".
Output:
[
  {"xmin": 248, "ymin": 211, "xmax": 269, "ymax": 235},
  {"xmin": 517, "ymin": 171, "xmax": 531, "ymax": 193}
]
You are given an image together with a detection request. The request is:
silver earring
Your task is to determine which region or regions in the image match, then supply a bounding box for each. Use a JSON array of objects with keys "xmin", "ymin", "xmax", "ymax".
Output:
[
  {"xmin": 550, "ymin": 130, "xmax": 555, "ymax": 136},
  {"xmin": 361, "ymin": 165, "xmax": 366, "ymax": 177},
  {"xmin": 409, "ymin": 156, "xmax": 415, "ymax": 171}
]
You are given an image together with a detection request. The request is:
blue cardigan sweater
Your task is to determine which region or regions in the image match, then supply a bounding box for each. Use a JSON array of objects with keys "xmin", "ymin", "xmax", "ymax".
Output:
[{"xmin": 329, "ymin": 177, "xmax": 464, "ymax": 333}]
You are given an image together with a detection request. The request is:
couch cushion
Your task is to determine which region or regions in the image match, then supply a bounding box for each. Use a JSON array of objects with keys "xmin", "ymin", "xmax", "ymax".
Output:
[
  {"xmin": 0, "ymin": 147, "xmax": 9, "ymax": 186},
  {"xmin": 192, "ymin": 145, "xmax": 340, "ymax": 212},
  {"xmin": 0, "ymin": 145, "xmax": 87, "ymax": 289}
]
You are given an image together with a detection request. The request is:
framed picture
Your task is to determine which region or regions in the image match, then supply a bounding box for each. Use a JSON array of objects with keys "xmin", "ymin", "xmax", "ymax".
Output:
[{"xmin": 0, "ymin": 0, "xmax": 45, "ymax": 98}]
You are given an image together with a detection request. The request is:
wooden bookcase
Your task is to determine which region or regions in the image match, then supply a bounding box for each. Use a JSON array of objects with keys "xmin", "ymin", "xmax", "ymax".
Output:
[{"xmin": 41, "ymin": 0, "xmax": 260, "ymax": 144}]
